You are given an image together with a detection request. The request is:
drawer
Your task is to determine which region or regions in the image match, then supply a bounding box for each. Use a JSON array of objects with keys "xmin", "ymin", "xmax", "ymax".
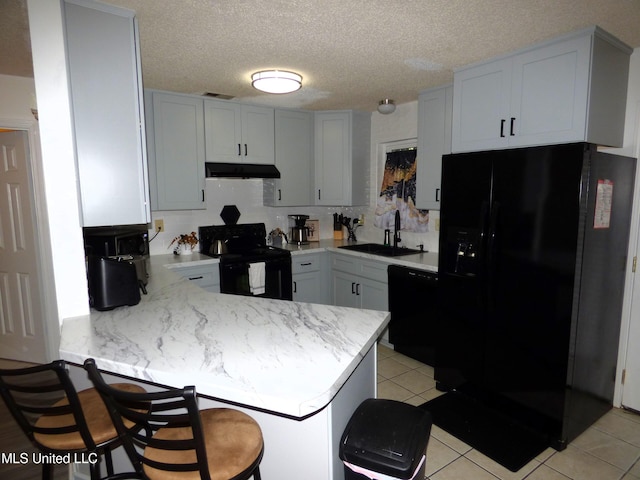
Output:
[
  {"xmin": 331, "ymin": 253, "xmax": 358, "ymax": 275},
  {"xmin": 292, "ymin": 254, "xmax": 320, "ymax": 274},
  {"xmin": 357, "ymin": 259, "xmax": 388, "ymax": 283},
  {"xmin": 173, "ymin": 264, "xmax": 220, "ymax": 288}
]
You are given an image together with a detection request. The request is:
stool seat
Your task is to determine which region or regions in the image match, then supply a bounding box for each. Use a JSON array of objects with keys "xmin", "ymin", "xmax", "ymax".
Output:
[
  {"xmin": 144, "ymin": 408, "xmax": 264, "ymax": 480},
  {"xmin": 84, "ymin": 358, "xmax": 264, "ymax": 480},
  {"xmin": 0, "ymin": 360, "xmax": 145, "ymax": 480},
  {"xmin": 35, "ymin": 383, "xmax": 146, "ymax": 450}
]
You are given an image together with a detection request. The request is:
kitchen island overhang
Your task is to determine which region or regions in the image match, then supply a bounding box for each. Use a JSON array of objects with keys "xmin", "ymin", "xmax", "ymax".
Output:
[{"xmin": 59, "ymin": 255, "xmax": 389, "ymax": 479}]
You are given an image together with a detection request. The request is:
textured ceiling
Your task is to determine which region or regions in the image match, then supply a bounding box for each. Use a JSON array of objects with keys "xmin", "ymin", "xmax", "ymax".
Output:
[{"xmin": 3, "ymin": 0, "xmax": 640, "ymax": 112}]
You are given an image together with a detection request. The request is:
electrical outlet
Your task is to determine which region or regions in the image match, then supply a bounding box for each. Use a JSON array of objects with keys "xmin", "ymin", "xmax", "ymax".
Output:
[{"xmin": 154, "ymin": 219, "xmax": 164, "ymax": 232}]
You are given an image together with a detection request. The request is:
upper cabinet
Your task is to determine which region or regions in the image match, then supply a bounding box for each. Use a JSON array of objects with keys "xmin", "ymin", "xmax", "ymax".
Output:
[
  {"xmin": 416, "ymin": 85, "xmax": 453, "ymax": 211},
  {"xmin": 315, "ymin": 110, "xmax": 370, "ymax": 206},
  {"xmin": 452, "ymin": 26, "xmax": 632, "ymax": 153},
  {"xmin": 64, "ymin": 0, "xmax": 150, "ymax": 226},
  {"xmin": 204, "ymin": 100, "xmax": 275, "ymax": 164},
  {"xmin": 145, "ymin": 91, "xmax": 206, "ymax": 211},
  {"xmin": 264, "ymin": 109, "xmax": 314, "ymax": 206}
]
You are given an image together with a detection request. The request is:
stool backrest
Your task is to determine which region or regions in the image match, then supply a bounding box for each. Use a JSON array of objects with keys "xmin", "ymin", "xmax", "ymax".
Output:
[
  {"xmin": 84, "ymin": 358, "xmax": 211, "ymax": 480},
  {"xmin": 0, "ymin": 360, "xmax": 97, "ymax": 451}
]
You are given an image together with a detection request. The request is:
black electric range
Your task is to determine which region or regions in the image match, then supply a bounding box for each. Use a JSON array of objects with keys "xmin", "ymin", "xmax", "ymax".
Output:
[{"xmin": 199, "ymin": 223, "xmax": 292, "ymax": 300}]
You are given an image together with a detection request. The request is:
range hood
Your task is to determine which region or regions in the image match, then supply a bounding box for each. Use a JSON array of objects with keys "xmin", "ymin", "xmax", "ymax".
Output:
[{"xmin": 205, "ymin": 162, "xmax": 280, "ymax": 179}]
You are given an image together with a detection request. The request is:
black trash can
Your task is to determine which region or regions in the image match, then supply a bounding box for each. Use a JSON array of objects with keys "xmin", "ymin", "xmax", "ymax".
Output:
[{"xmin": 339, "ymin": 398, "xmax": 432, "ymax": 480}]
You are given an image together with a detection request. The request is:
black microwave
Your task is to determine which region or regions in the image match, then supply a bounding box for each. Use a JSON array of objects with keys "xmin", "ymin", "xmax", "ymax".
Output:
[{"xmin": 83, "ymin": 225, "xmax": 149, "ymax": 257}]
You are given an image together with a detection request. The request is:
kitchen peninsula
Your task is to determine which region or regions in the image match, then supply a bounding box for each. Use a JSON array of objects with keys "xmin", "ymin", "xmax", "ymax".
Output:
[{"xmin": 59, "ymin": 253, "xmax": 389, "ymax": 480}]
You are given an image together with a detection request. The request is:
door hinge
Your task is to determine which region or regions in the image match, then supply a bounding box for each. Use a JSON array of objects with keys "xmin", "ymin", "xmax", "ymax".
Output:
[{"xmin": 633, "ymin": 257, "xmax": 637, "ymax": 273}]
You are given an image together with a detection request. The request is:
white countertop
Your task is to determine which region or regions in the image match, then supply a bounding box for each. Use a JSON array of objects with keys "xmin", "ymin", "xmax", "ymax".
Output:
[
  {"xmin": 59, "ymin": 251, "xmax": 390, "ymax": 419},
  {"xmin": 285, "ymin": 239, "xmax": 439, "ymax": 273}
]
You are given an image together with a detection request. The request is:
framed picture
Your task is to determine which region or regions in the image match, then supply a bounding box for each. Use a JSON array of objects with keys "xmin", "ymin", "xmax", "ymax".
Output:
[{"xmin": 305, "ymin": 219, "xmax": 320, "ymax": 242}]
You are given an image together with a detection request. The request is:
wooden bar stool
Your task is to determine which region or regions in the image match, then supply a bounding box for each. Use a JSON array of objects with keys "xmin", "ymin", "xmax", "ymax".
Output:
[
  {"xmin": 0, "ymin": 360, "xmax": 145, "ymax": 480},
  {"xmin": 84, "ymin": 358, "xmax": 264, "ymax": 480}
]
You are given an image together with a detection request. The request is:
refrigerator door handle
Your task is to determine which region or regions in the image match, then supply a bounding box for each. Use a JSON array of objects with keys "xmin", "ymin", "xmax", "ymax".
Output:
[
  {"xmin": 488, "ymin": 201, "xmax": 501, "ymax": 276},
  {"xmin": 479, "ymin": 200, "xmax": 490, "ymax": 261}
]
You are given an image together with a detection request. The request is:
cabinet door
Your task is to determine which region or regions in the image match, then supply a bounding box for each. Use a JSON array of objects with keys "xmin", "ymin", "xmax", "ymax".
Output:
[
  {"xmin": 359, "ymin": 278, "xmax": 388, "ymax": 311},
  {"xmin": 509, "ymin": 35, "xmax": 591, "ymax": 147},
  {"xmin": 332, "ymin": 271, "xmax": 359, "ymax": 308},
  {"xmin": 293, "ymin": 272, "xmax": 321, "ymax": 303},
  {"xmin": 452, "ymin": 58, "xmax": 511, "ymax": 153},
  {"xmin": 416, "ymin": 85, "xmax": 452, "ymax": 210},
  {"xmin": 151, "ymin": 93, "xmax": 205, "ymax": 210},
  {"xmin": 268, "ymin": 109, "xmax": 313, "ymax": 206},
  {"xmin": 65, "ymin": 0, "xmax": 150, "ymax": 226},
  {"xmin": 315, "ymin": 112, "xmax": 351, "ymax": 205},
  {"xmin": 204, "ymin": 100, "xmax": 243, "ymax": 163},
  {"xmin": 241, "ymin": 105, "xmax": 275, "ymax": 164}
]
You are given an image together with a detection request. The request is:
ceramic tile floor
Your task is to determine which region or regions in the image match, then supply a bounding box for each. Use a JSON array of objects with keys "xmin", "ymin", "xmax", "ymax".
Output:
[{"xmin": 376, "ymin": 344, "xmax": 640, "ymax": 480}]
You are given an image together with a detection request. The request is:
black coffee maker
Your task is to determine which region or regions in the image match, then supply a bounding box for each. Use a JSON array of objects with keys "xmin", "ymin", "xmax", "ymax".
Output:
[{"xmin": 289, "ymin": 215, "xmax": 310, "ymax": 245}]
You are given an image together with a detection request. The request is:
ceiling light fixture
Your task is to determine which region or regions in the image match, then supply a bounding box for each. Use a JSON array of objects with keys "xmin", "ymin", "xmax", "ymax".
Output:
[
  {"xmin": 377, "ymin": 99, "xmax": 396, "ymax": 115},
  {"xmin": 251, "ymin": 70, "xmax": 302, "ymax": 94}
]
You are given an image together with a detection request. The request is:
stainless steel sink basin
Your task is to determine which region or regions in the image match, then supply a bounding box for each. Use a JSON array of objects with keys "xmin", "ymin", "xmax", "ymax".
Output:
[{"xmin": 338, "ymin": 243, "xmax": 423, "ymax": 257}]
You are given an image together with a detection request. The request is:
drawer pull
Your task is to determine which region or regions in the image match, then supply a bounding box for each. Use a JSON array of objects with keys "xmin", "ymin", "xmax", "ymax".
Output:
[
  {"xmin": 300, "ymin": 262, "xmax": 312, "ymax": 266},
  {"xmin": 188, "ymin": 276, "xmax": 204, "ymax": 281}
]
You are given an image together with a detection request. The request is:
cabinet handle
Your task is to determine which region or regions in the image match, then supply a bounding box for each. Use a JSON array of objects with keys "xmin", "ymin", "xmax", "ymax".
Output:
[
  {"xmin": 435, "ymin": 188, "xmax": 440, "ymax": 202},
  {"xmin": 510, "ymin": 117, "xmax": 516, "ymax": 136},
  {"xmin": 202, "ymin": 189, "xmax": 205, "ymax": 202},
  {"xmin": 351, "ymin": 282, "xmax": 356, "ymax": 294},
  {"xmin": 278, "ymin": 189, "xmax": 282, "ymax": 201},
  {"xmin": 237, "ymin": 144, "xmax": 241, "ymax": 156},
  {"xmin": 188, "ymin": 276, "xmax": 204, "ymax": 281},
  {"xmin": 318, "ymin": 189, "xmax": 321, "ymax": 200},
  {"xmin": 300, "ymin": 262, "xmax": 312, "ymax": 266},
  {"xmin": 293, "ymin": 281, "xmax": 297, "ymax": 293},
  {"xmin": 500, "ymin": 119, "xmax": 506, "ymax": 138},
  {"xmin": 356, "ymin": 283, "xmax": 360, "ymax": 296},
  {"xmin": 244, "ymin": 144, "xmax": 248, "ymax": 156}
]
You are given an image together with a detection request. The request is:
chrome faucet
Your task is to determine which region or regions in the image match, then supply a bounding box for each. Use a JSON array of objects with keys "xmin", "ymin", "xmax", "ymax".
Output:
[{"xmin": 393, "ymin": 209, "xmax": 401, "ymax": 249}]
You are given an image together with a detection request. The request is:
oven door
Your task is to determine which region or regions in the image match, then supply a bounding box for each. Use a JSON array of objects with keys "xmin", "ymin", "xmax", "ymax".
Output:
[{"xmin": 220, "ymin": 257, "xmax": 292, "ymax": 300}]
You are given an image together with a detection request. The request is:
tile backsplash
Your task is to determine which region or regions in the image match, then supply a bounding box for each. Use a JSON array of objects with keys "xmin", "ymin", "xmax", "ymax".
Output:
[{"xmin": 148, "ymin": 178, "xmax": 440, "ymax": 256}]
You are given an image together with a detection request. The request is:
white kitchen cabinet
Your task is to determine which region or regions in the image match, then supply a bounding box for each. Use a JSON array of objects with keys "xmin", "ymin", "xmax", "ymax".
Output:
[
  {"xmin": 292, "ymin": 253, "xmax": 329, "ymax": 304},
  {"xmin": 315, "ymin": 111, "xmax": 370, "ymax": 206},
  {"xmin": 331, "ymin": 254, "xmax": 388, "ymax": 311},
  {"xmin": 170, "ymin": 263, "xmax": 220, "ymax": 293},
  {"xmin": 416, "ymin": 85, "xmax": 453, "ymax": 210},
  {"xmin": 204, "ymin": 100, "xmax": 275, "ymax": 165},
  {"xmin": 452, "ymin": 26, "xmax": 631, "ymax": 153},
  {"xmin": 64, "ymin": 0, "xmax": 150, "ymax": 226},
  {"xmin": 145, "ymin": 91, "xmax": 206, "ymax": 211},
  {"xmin": 264, "ymin": 109, "xmax": 314, "ymax": 206}
]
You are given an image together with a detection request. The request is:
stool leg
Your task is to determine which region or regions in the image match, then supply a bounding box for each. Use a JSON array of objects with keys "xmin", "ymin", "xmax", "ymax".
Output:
[
  {"xmin": 104, "ymin": 448, "xmax": 114, "ymax": 477},
  {"xmin": 42, "ymin": 463, "xmax": 53, "ymax": 480},
  {"xmin": 253, "ymin": 466, "xmax": 261, "ymax": 480}
]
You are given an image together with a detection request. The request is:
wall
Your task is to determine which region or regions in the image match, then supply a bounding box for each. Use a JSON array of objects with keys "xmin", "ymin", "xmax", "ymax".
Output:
[
  {"xmin": 27, "ymin": 0, "xmax": 90, "ymax": 323},
  {"xmin": 148, "ymin": 100, "xmax": 440, "ymax": 255}
]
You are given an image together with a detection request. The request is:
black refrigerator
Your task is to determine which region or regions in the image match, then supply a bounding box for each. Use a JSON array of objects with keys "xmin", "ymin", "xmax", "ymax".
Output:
[{"xmin": 435, "ymin": 142, "xmax": 635, "ymax": 452}]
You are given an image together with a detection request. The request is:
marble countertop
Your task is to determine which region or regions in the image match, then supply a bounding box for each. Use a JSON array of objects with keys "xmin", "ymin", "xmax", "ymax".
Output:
[
  {"xmin": 285, "ymin": 239, "xmax": 439, "ymax": 272},
  {"xmin": 59, "ymin": 252, "xmax": 390, "ymax": 419}
]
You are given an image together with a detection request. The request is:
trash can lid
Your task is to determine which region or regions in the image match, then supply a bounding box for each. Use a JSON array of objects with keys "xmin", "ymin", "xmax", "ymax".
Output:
[{"xmin": 339, "ymin": 399, "xmax": 432, "ymax": 478}]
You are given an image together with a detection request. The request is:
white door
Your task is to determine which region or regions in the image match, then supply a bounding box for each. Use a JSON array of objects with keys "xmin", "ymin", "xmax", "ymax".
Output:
[{"xmin": 0, "ymin": 130, "xmax": 47, "ymax": 363}]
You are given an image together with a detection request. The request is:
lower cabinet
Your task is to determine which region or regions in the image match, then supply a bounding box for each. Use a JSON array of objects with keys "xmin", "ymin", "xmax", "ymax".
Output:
[
  {"xmin": 170, "ymin": 264, "xmax": 220, "ymax": 293},
  {"xmin": 331, "ymin": 254, "xmax": 388, "ymax": 311},
  {"xmin": 292, "ymin": 253, "xmax": 329, "ymax": 304}
]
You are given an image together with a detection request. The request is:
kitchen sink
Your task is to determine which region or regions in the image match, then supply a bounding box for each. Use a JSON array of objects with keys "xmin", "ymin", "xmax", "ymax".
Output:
[{"xmin": 338, "ymin": 243, "xmax": 423, "ymax": 257}]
